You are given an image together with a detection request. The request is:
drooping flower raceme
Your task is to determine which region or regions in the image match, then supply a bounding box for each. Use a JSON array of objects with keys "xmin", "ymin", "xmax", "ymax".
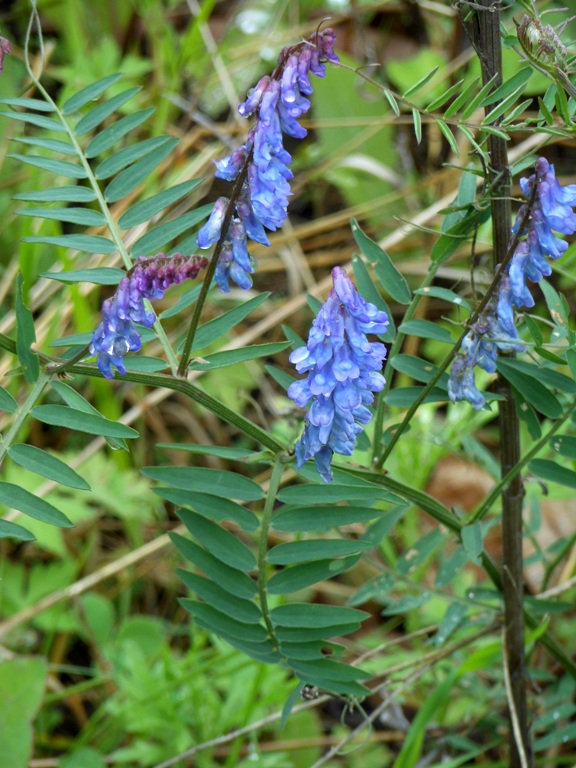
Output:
[
  {"xmin": 197, "ymin": 29, "xmax": 339, "ymax": 292},
  {"xmin": 288, "ymin": 267, "xmax": 388, "ymax": 482},
  {"xmin": 90, "ymin": 253, "xmax": 207, "ymax": 379},
  {"xmin": 448, "ymin": 158, "xmax": 576, "ymax": 409}
]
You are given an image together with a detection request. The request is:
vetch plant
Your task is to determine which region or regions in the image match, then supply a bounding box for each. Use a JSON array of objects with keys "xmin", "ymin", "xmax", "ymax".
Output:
[{"xmin": 2, "ymin": 3, "xmax": 576, "ymax": 768}]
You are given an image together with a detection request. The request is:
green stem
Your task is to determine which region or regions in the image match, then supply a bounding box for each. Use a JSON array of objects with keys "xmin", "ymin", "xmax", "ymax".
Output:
[
  {"xmin": 0, "ymin": 372, "xmax": 50, "ymax": 466},
  {"xmin": 257, "ymin": 455, "xmax": 285, "ymax": 652},
  {"xmin": 24, "ymin": 3, "xmax": 179, "ymax": 374}
]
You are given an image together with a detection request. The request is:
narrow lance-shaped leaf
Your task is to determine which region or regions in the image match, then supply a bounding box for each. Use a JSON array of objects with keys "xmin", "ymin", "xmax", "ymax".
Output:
[
  {"xmin": 73, "ymin": 86, "xmax": 142, "ymax": 135},
  {"xmin": 118, "ymin": 179, "xmax": 202, "ymax": 228},
  {"xmin": 0, "ymin": 482, "xmax": 73, "ymax": 527},
  {"xmin": 31, "ymin": 405, "xmax": 139, "ymax": 438},
  {"xmin": 104, "ymin": 138, "xmax": 179, "ymax": 203},
  {"xmin": 8, "ymin": 154, "xmax": 87, "ymax": 179},
  {"xmin": 84, "ymin": 108, "xmax": 156, "ymax": 158},
  {"xmin": 61, "ymin": 72, "xmax": 123, "ymax": 114},
  {"xmin": 351, "ymin": 218, "xmax": 411, "ymax": 304},
  {"xmin": 8, "ymin": 444, "xmax": 90, "ymax": 490}
]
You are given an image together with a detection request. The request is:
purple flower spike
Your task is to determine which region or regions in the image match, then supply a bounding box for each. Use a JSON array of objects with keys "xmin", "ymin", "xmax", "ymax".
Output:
[
  {"xmin": 90, "ymin": 253, "xmax": 207, "ymax": 378},
  {"xmin": 449, "ymin": 156, "xmax": 576, "ymax": 409},
  {"xmin": 197, "ymin": 28, "xmax": 339, "ymax": 291},
  {"xmin": 288, "ymin": 267, "xmax": 388, "ymax": 482}
]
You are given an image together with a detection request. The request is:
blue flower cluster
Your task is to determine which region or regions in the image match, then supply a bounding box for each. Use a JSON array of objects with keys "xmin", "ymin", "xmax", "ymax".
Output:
[
  {"xmin": 90, "ymin": 253, "xmax": 207, "ymax": 378},
  {"xmin": 288, "ymin": 267, "xmax": 388, "ymax": 482},
  {"xmin": 197, "ymin": 29, "xmax": 339, "ymax": 292},
  {"xmin": 449, "ymin": 158, "xmax": 576, "ymax": 409}
]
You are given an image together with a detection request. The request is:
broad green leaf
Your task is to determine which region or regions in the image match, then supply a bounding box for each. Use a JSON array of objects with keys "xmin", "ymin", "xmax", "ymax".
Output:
[
  {"xmin": 0, "ymin": 519, "xmax": 36, "ymax": 541},
  {"xmin": 529, "ymin": 459, "xmax": 576, "ymax": 489},
  {"xmin": 414, "ymin": 286, "xmax": 471, "ymax": 310},
  {"xmin": 0, "ymin": 96, "xmax": 55, "ymax": 111},
  {"xmin": 118, "ymin": 179, "xmax": 202, "ymax": 228},
  {"xmin": 384, "ymin": 386, "xmax": 448, "ymax": 406},
  {"xmin": 171, "ymin": 534, "xmax": 256, "ymax": 598},
  {"xmin": 191, "ymin": 293, "xmax": 270, "ymax": 350},
  {"xmin": 12, "ymin": 136, "xmax": 77, "ymax": 154},
  {"xmin": 74, "ymin": 87, "xmax": 142, "ymax": 134},
  {"xmin": 398, "ymin": 319, "xmax": 453, "ymax": 343},
  {"xmin": 0, "ymin": 110, "xmax": 66, "ymax": 132},
  {"xmin": 41, "ymin": 268, "xmax": 124, "ymax": 285},
  {"xmin": 13, "ymin": 186, "xmax": 97, "ymax": 203},
  {"xmin": 61, "ymin": 73, "xmax": 123, "ymax": 113},
  {"xmin": 433, "ymin": 603, "xmax": 468, "ymax": 647},
  {"xmin": 461, "ymin": 522, "xmax": 483, "ymax": 564},
  {"xmin": 176, "ymin": 508, "xmax": 256, "ymax": 571},
  {"xmin": 84, "ymin": 107, "xmax": 156, "ymax": 158},
  {"xmin": 189, "ymin": 342, "xmax": 291, "ymax": 371},
  {"xmin": 390, "ymin": 354, "xmax": 449, "ymax": 387},
  {"xmin": 396, "ymin": 527, "xmax": 445, "ymax": 574},
  {"xmin": 178, "ymin": 571, "xmax": 261, "ymax": 623},
  {"xmin": 0, "ymin": 482, "xmax": 73, "ymax": 527},
  {"xmin": 15, "ymin": 273, "xmax": 39, "ymax": 383},
  {"xmin": 351, "ymin": 218, "xmax": 411, "ymax": 304},
  {"xmin": 181, "ymin": 600, "xmax": 267, "ymax": 643},
  {"xmin": 272, "ymin": 504, "xmax": 381, "ymax": 532},
  {"xmin": 22, "ymin": 235, "xmax": 117, "ymax": 254},
  {"xmin": 497, "ymin": 359, "xmax": 563, "ymax": 419},
  {"xmin": 0, "ymin": 386, "xmax": 17, "ymax": 413},
  {"xmin": 31, "ymin": 405, "xmax": 139, "ymax": 438},
  {"xmin": 550, "ymin": 435, "xmax": 576, "ymax": 459},
  {"xmin": 271, "ymin": 603, "xmax": 369, "ymax": 628},
  {"xmin": 104, "ymin": 138, "xmax": 179, "ymax": 202},
  {"xmin": 267, "ymin": 538, "xmax": 372, "ymax": 565},
  {"xmin": 153, "ymin": 488, "xmax": 259, "ymax": 532},
  {"xmin": 435, "ymin": 546, "xmax": 467, "ymax": 587},
  {"xmin": 279, "ymin": 483, "xmax": 393, "ymax": 505},
  {"xmin": 142, "ymin": 466, "xmax": 263, "ymax": 501},
  {"xmin": 267, "ymin": 555, "xmax": 360, "ymax": 594},
  {"xmin": 131, "ymin": 204, "xmax": 212, "ymax": 254},
  {"xmin": 0, "ymin": 657, "xmax": 48, "ymax": 768},
  {"xmin": 95, "ymin": 136, "xmax": 172, "ymax": 179},
  {"xmin": 16, "ymin": 207, "xmax": 107, "ymax": 227},
  {"xmin": 8, "ymin": 444, "xmax": 90, "ymax": 490},
  {"xmin": 8, "ymin": 154, "xmax": 86, "ymax": 178},
  {"xmin": 351, "ymin": 254, "xmax": 395, "ymax": 342}
]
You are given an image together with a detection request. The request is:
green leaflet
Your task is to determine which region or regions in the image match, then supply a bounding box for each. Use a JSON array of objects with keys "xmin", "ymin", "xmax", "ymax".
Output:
[
  {"xmin": 188, "ymin": 342, "xmax": 291, "ymax": 371},
  {"xmin": 0, "ymin": 519, "xmax": 36, "ymax": 541},
  {"xmin": 84, "ymin": 108, "xmax": 156, "ymax": 158},
  {"xmin": 16, "ymin": 207, "xmax": 107, "ymax": 227},
  {"xmin": 8, "ymin": 154, "xmax": 87, "ymax": 178},
  {"xmin": 181, "ymin": 600, "xmax": 268, "ymax": 643},
  {"xmin": 22, "ymin": 235, "xmax": 117, "ymax": 254},
  {"xmin": 41, "ymin": 268, "xmax": 124, "ymax": 285},
  {"xmin": 390, "ymin": 354, "xmax": 450, "ymax": 387},
  {"xmin": 170, "ymin": 534, "xmax": 257, "ymax": 599},
  {"xmin": 142, "ymin": 465, "xmax": 263, "ymax": 501},
  {"xmin": 267, "ymin": 538, "xmax": 373, "ymax": 565},
  {"xmin": 279, "ymin": 483, "xmax": 394, "ymax": 505},
  {"xmin": 8, "ymin": 444, "xmax": 90, "ymax": 490},
  {"xmin": 176, "ymin": 508, "xmax": 256, "ymax": 571},
  {"xmin": 351, "ymin": 253, "xmax": 395, "ymax": 342},
  {"xmin": 351, "ymin": 217, "xmax": 411, "ymax": 304},
  {"xmin": 13, "ymin": 186, "xmax": 97, "ymax": 203},
  {"xmin": 104, "ymin": 138, "xmax": 179, "ymax": 202},
  {"xmin": 0, "ymin": 96, "xmax": 56, "ymax": 111},
  {"xmin": 130, "ymin": 204, "xmax": 212, "ymax": 254},
  {"xmin": 95, "ymin": 136, "xmax": 173, "ymax": 179},
  {"xmin": 271, "ymin": 603, "xmax": 369, "ymax": 628},
  {"xmin": 398, "ymin": 319, "xmax": 453, "ymax": 343},
  {"xmin": 267, "ymin": 556, "xmax": 361, "ymax": 594},
  {"xmin": 0, "ymin": 111, "xmax": 66, "ymax": 132},
  {"xmin": 414, "ymin": 286, "xmax": 471, "ymax": 310},
  {"xmin": 529, "ymin": 459, "xmax": 576, "ymax": 489},
  {"xmin": 272, "ymin": 504, "xmax": 382, "ymax": 532},
  {"xmin": 497, "ymin": 359, "xmax": 563, "ymax": 419},
  {"xmin": 191, "ymin": 293, "xmax": 270, "ymax": 350},
  {"xmin": 396, "ymin": 527, "xmax": 446, "ymax": 574},
  {"xmin": 550, "ymin": 435, "xmax": 576, "ymax": 459},
  {"xmin": 73, "ymin": 87, "xmax": 142, "ymax": 135},
  {"xmin": 118, "ymin": 179, "xmax": 202, "ymax": 228},
  {"xmin": 384, "ymin": 386, "xmax": 449, "ymax": 407},
  {"xmin": 61, "ymin": 73, "xmax": 123, "ymax": 114},
  {"xmin": 0, "ymin": 386, "xmax": 17, "ymax": 413},
  {"xmin": 153, "ymin": 488, "xmax": 259, "ymax": 532},
  {"xmin": 31, "ymin": 405, "xmax": 139, "ymax": 439},
  {"xmin": 0, "ymin": 482, "xmax": 73, "ymax": 527},
  {"xmin": 11, "ymin": 136, "xmax": 77, "ymax": 154},
  {"xmin": 177, "ymin": 571, "xmax": 261, "ymax": 623}
]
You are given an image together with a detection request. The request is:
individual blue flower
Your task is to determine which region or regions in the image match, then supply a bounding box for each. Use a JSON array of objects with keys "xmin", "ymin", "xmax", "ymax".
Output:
[
  {"xmin": 288, "ymin": 267, "xmax": 388, "ymax": 482},
  {"xmin": 90, "ymin": 253, "xmax": 207, "ymax": 378},
  {"xmin": 196, "ymin": 28, "xmax": 339, "ymax": 292}
]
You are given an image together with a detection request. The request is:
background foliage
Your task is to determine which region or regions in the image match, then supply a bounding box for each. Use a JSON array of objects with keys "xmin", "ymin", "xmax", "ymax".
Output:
[{"xmin": 0, "ymin": 1, "xmax": 575, "ymax": 767}]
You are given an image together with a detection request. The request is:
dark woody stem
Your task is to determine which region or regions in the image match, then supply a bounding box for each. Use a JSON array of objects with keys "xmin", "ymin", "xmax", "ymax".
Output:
[
  {"xmin": 461, "ymin": 3, "xmax": 532, "ymax": 767},
  {"xmin": 177, "ymin": 147, "xmax": 254, "ymax": 377}
]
